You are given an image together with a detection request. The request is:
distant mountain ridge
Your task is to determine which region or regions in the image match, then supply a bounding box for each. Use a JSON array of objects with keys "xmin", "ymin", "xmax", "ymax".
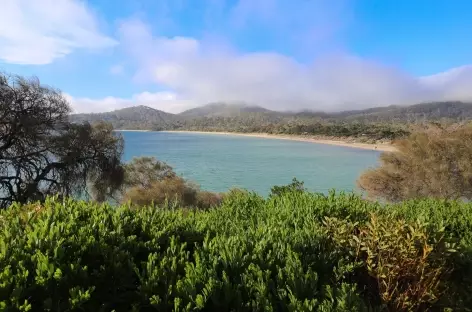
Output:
[
  {"xmin": 71, "ymin": 105, "xmax": 179, "ymax": 130},
  {"xmin": 178, "ymin": 102, "xmax": 277, "ymax": 118},
  {"xmin": 70, "ymin": 101, "xmax": 472, "ymax": 130},
  {"xmin": 328, "ymin": 101, "xmax": 472, "ymax": 122}
]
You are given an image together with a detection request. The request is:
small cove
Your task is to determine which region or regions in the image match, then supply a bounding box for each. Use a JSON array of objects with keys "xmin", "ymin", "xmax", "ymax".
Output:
[{"xmin": 121, "ymin": 131, "xmax": 382, "ymax": 196}]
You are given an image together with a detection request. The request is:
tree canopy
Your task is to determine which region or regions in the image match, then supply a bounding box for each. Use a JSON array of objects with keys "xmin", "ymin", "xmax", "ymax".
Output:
[
  {"xmin": 0, "ymin": 73, "xmax": 125, "ymax": 208},
  {"xmin": 123, "ymin": 156, "xmax": 176, "ymax": 190},
  {"xmin": 358, "ymin": 123, "xmax": 472, "ymax": 202},
  {"xmin": 121, "ymin": 157, "xmax": 223, "ymax": 209}
]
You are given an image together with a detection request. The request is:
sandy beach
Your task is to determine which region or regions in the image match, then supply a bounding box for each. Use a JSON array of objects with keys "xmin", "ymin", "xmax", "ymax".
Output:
[
  {"xmin": 162, "ymin": 131, "xmax": 397, "ymax": 152},
  {"xmin": 115, "ymin": 129, "xmax": 150, "ymax": 132}
]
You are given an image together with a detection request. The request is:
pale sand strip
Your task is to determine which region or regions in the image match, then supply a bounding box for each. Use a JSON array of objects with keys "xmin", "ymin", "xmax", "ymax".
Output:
[{"xmin": 162, "ymin": 131, "xmax": 397, "ymax": 152}]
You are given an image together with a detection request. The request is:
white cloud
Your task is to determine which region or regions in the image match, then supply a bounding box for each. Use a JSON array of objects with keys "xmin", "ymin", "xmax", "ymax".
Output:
[
  {"xmin": 419, "ymin": 65, "xmax": 472, "ymax": 102},
  {"xmin": 114, "ymin": 18, "xmax": 472, "ymax": 113},
  {"xmin": 23, "ymin": 0, "xmax": 469, "ymax": 114},
  {"xmin": 65, "ymin": 91, "xmax": 196, "ymax": 114},
  {"xmin": 0, "ymin": 0, "xmax": 117, "ymax": 65}
]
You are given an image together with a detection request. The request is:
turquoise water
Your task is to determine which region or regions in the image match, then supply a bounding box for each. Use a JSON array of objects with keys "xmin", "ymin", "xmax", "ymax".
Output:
[{"xmin": 121, "ymin": 131, "xmax": 381, "ymax": 196}]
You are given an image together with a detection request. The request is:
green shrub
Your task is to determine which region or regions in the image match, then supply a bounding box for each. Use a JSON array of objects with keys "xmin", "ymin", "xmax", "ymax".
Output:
[
  {"xmin": 0, "ymin": 191, "xmax": 471, "ymax": 311},
  {"xmin": 324, "ymin": 214, "xmax": 457, "ymax": 311},
  {"xmin": 195, "ymin": 191, "xmax": 224, "ymax": 209},
  {"xmin": 122, "ymin": 175, "xmax": 224, "ymax": 210},
  {"xmin": 123, "ymin": 176, "xmax": 198, "ymax": 208},
  {"xmin": 269, "ymin": 178, "xmax": 306, "ymax": 197}
]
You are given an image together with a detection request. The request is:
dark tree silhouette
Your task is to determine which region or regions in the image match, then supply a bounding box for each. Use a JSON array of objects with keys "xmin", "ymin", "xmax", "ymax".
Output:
[{"xmin": 0, "ymin": 72, "xmax": 124, "ymax": 208}]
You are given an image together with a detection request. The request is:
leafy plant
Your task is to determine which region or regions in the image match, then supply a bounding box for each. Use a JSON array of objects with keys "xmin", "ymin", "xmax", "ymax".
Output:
[
  {"xmin": 0, "ymin": 190, "xmax": 470, "ymax": 311},
  {"xmin": 324, "ymin": 214, "xmax": 460, "ymax": 311},
  {"xmin": 270, "ymin": 178, "xmax": 306, "ymax": 197},
  {"xmin": 358, "ymin": 123, "xmax": 472, "ymax": 202}
]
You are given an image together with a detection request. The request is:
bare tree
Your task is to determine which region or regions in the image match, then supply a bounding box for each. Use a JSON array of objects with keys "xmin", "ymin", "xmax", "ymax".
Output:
[{"xmin": 0, "ymin": 72, "xmax": 124, "ymax": 208}]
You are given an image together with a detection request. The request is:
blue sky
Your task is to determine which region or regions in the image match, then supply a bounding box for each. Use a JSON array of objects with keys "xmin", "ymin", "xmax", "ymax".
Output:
[{"xmin": 0, "ymin": 0, "xmax": 471, "ymax": 113}]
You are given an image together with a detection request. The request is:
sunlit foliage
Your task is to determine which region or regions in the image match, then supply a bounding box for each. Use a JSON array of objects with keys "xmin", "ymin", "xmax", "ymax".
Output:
[
  {"xmin": 358, "ymin": 123, "xmax": 472, "ymax": 201},
  {"xmin": 1, "ymin": 188, "xmax": 471, "ymax": 311}
]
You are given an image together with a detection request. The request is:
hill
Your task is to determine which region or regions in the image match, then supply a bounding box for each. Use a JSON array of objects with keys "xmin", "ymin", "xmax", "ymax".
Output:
[
  {"xmin": 178, "ymin": 102, "xmax": 277, "ymax": 118},
  {"xmin": 294, "ymin": 101, "xmax": 472, "ymax": 122},
  {"xmin": 69, "ymin": 101, "xmax": 472, "ymax": 136},
  {"xmin": 328, "ymin": 101, "xmax": 472, "ymax": 122},
  {"xmin": 70, "ymin": 105, "xmax": 178, "ymax": 130}
]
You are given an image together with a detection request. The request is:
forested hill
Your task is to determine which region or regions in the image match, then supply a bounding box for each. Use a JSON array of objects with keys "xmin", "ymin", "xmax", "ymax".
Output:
[
  {"xmin": 326, "ymin": 101, "xmax": 472, "ymax": 122},
  {"xmin": 178, "ymin": 102, "xmax": 277, "ymax": 118},
  {"xmin": 71, "ymin": 105, "xmax": 179, "ymax": 130},
  {"xmin": 69, "ymin": 101, "xmax": 472, "ymax": 135}
]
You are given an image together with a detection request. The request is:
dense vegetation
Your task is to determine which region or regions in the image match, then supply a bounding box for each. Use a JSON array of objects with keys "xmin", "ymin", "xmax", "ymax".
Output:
[
  {"xmin": 72, "ymin": 106, "xmax": 178, "ymax": 131},
  {"xmin": 175, "ymin": 117, "xmax": 410, "ymax": 142},
  {"xmin": 1, "ymin": 188, "xmax": 471, "ymax": 311},
  {"xmin": 120, "ymin": 157, "xmax": 224, "ymax": 209},
  {"xmin": 0, "ymin": 73, "xmax": 125, "ymax": 209},
  {"xmin": 178, "ymin": 103, "xmax": 274, "ymax": 118},
  {"xmin": 70, "ymin": 101, "xmax": 472, "ymax": 142},
  {"xmin": 359, "ymin": 123, "xmax": 472, "ymax": 202}
]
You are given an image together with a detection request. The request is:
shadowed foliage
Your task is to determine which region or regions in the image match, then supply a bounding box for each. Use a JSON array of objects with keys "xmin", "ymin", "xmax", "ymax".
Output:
[
  {"xmin": 358, "ymin": 123, "xmax": 472, "ymax": 202},
  {"xmin": 122, "ymin": 157, "xmax": 223, "ymax": 209},
  {"xmin": 123, "ymin": 177, "xmax": 198, "ymax": 208},
  {"xmin": 123, "ymin": 156, "xmax": 177, "ymax": 189},
  {"xmin": 0, "ymin": 72, "xmax": 125, "ymax": 208},
  {"xmin": 270, "ymin": 177, "xmax": 306, "ymax": 197},
  {"xmin": 324, "ymin": 214, "xmax": 457, "ymax": 310}
]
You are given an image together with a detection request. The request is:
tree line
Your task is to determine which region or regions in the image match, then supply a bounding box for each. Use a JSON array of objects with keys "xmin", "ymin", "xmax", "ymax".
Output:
[{"xmin": 172, "ymin": 116, "xmax": 410, "ymax": 142}]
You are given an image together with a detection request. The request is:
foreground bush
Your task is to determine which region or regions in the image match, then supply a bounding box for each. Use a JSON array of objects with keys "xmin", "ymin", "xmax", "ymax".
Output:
[
  {"xmin": 121, "ymin": 157, "xmax": 224, "ymax": 209},
  {"xmin": 1, "ymin": 191, "xmax": 471, "ymax": 311},
  {"xmin": 324, "ymin": 215, "xmax": 457, "ymax": 310},
  {"xmin": 122, "ymin": 177, "xmax": 224, "ymax": 210},
  {"xmin": 358, "ymin": 123, "xmax": 472, "ymax": 202}
]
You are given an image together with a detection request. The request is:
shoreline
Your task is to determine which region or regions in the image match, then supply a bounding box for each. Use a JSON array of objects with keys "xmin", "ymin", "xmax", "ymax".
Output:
[{"xmin": 161, "ymin": 130, "xmax": 397, "ymax": 152}]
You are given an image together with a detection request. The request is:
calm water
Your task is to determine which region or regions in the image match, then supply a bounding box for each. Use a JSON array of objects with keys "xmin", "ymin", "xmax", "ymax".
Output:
[{"xmin": 121, "ymin": 131, "xmax": 381, "ymax": 196}]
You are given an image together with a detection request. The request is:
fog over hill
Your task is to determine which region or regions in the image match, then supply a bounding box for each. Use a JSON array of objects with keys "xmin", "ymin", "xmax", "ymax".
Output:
[
  {"xmin": 69, "ymin": 101, "xmax": 472, "ymax": 131},
  {"xmin": 67, "ymin": 63, "xmax": 472, "ymax": 115},
  {"xmin": 178, "ymin": 102, "xmax": 277, "ymax": 118}
]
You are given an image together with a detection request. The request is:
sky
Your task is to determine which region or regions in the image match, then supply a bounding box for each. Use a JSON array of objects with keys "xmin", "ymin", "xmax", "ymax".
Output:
[{"xmin": 0, "ymin": 0, "xmax": 471, "ymax": 114}]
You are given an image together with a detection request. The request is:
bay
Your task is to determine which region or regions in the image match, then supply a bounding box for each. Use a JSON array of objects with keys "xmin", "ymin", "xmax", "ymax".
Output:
[{"xmin": 121, "ymin": 131, "xmax": 381, "ymax": 196}]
